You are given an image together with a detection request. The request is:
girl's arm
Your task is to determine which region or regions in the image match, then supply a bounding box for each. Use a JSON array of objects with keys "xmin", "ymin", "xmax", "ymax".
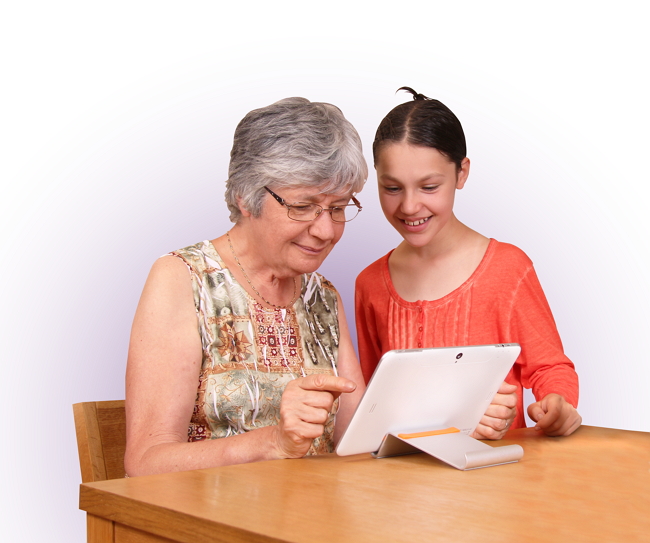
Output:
[
  {"xmin": 333, "ymin": 291, "xmax": 366, "ymax": 444},
  {"xmin": 471, "ymin": 381, "xmax": 518, "ymax": 440},
  {"xmin": 527, "ymin": 394, "xmax": 582, "ymax": 436},
  {"xmin": 512, "ymin": 265, "xmax": 581, "ymax": 436},
  {"xmin": 354, "ymin": 270, "xmax": 383, "ymax": 383}
]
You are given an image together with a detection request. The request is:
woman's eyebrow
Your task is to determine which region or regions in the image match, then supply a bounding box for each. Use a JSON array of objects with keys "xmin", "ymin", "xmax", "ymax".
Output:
[
  {"xmin": 328, "ymin": 195, "xmax": 354, "ymax": 205},
  {"xmin": 298, "ymin": 192, "xmax": 353, "ymax": 204}
]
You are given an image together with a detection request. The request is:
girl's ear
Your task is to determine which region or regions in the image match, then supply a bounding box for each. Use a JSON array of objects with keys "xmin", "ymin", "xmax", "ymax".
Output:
[
  {"xmin": 236, "ymin": 196, "xmax": 252, "ymax": 218},
  {"xmin": 456, "ymin": 158, "xmax": 471, "ymax": 190}
]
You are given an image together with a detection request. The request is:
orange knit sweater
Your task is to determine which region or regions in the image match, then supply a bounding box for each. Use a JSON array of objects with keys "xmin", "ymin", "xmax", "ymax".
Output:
[{"xmin": 355, "ymin": 239, "xmax": 579, "ymax": 429}]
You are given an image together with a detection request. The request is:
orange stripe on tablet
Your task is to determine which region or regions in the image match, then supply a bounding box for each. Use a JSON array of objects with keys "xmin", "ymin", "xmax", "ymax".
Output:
[{"xmin": 397, "ymin": 427, "xmax": 460, "ymax": 439}]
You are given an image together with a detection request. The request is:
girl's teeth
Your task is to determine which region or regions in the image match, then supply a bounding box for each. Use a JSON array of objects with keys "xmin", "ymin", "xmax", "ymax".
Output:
[{"xmin": 405, "ymin": 218, "xmax": 429, "ymax": 226}]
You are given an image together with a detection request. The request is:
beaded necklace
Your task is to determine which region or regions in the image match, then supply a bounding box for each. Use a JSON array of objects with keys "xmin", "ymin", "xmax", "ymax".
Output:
[{"xmin": 226, "ymin": 231, "xmax": 299, "ymax": 310}]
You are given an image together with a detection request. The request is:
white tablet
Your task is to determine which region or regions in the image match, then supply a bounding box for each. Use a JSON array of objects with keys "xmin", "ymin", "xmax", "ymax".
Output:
[{"xmin": 336, "ymin": 343, "xmax": 521, "ymax": 457}]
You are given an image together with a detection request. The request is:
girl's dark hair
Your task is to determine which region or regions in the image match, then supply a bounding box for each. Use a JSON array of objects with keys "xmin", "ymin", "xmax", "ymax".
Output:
[{"xmin": 373, "ymin": 87, "xmax": 467, "ymax": 169}]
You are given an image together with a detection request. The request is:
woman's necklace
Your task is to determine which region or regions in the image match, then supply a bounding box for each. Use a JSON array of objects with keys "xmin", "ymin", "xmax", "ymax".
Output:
[{"xmin": 226, "ymin": 231, "xmax": 299, "ymax": 310}]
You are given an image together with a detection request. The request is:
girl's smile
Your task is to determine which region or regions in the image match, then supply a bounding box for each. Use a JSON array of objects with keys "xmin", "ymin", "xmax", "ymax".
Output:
[{"xmin": 404, "ymin": 217, "xmax": 431, "ymax": 226}]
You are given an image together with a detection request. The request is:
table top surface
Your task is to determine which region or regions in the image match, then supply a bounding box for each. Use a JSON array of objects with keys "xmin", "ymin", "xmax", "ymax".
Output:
[{"xmin": 80, "ymin": 425, "xmax": 650, "ymax": 543}]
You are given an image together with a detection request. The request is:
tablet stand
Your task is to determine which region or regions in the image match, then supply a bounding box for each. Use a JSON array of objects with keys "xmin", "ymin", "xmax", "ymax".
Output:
[{"xmin": 372, "ymin": 428, "xmax": 524, "ymax": 470}]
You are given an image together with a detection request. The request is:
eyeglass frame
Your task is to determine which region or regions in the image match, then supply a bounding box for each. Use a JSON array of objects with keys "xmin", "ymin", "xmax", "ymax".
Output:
[{"xmin": 263, "ymin": 186, "xmax": 362, "ymax": 223}]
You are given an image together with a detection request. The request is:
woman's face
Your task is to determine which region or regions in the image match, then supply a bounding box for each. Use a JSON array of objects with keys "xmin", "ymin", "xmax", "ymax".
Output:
[
  {"xmin": 246, "ymin": 184, "xmax": 353, "ymax": 277},
  {"xmin": 375, "ymin": 142, "xmax": 469, "ymax": 248}
]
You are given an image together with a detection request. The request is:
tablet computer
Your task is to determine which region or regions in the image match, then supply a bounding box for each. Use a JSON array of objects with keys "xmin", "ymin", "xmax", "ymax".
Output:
[{"xmin": 336, "ymin": 343, "xmax": 521, "ymax": 457}]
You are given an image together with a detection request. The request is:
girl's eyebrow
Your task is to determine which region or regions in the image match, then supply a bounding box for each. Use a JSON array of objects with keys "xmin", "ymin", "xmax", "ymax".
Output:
[{"xmin": 379, "ymin": 172, "xmax": 445, "ymax": 183}]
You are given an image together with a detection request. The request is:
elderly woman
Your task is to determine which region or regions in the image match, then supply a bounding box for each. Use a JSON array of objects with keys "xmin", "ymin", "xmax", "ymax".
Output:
[{"xmin": 124, "ymin": 97, "xmax": 368, "ymax": 476}]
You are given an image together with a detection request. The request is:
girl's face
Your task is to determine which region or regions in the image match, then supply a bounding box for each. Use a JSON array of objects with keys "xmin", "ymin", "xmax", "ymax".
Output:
[{"xmin": 375, "ymin": 142, "xmax": 469, "ymax": 248}]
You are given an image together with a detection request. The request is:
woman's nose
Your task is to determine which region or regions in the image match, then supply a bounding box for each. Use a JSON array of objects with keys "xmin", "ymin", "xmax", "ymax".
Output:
[{"xmin": 309, "ymin": 209, "xmax": 338, "ymax": 240}]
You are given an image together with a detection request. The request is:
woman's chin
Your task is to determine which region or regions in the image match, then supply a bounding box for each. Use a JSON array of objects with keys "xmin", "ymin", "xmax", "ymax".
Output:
[
  {"xmin": 291, "ymin": 246, "xmax": 333, "ymax": 274},
  {"xmin": 293, "ymin": 260, "xmax": 326, "ymax": 276}
]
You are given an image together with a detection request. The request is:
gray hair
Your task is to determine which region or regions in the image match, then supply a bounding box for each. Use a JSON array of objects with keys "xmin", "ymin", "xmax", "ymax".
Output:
[{"xmin": 225, "ymin": 97, "xmax": 368, "ymax": 222}]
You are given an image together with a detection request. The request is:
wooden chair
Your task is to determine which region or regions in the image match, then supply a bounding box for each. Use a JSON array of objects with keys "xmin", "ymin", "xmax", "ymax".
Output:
[{"xmin": 73, "ymin": 400, "xmax": 126, "ymax": 482}]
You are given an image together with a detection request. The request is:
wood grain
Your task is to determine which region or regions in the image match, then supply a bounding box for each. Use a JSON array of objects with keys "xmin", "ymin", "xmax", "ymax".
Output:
[
  {"xmin": 87, "ymin": 514, "xmax": 114, "ymax": 543},
  {"xmin": 79, "ymin": 426, "xmax": 650, "ymax": 543},
  {"xmin": 74, "ymin": 400, "xmax": 126, "ymax": 482}
]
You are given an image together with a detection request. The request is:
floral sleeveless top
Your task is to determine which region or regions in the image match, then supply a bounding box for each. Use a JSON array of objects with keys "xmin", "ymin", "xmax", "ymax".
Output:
[{"xmin": 169, "ymin": 240, "xmax": 341, "ymax": 455}]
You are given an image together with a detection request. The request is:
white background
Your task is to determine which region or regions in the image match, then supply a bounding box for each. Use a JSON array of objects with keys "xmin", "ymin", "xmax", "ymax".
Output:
[{"xmin": 1, "ymin": 2, "xmax": 649, "ymax": 541}]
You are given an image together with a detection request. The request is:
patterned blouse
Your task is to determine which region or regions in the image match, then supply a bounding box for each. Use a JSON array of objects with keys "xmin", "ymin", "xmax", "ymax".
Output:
[{"xmin": 169, "ymin": 240, "xmax": 341, "ymax": 455}]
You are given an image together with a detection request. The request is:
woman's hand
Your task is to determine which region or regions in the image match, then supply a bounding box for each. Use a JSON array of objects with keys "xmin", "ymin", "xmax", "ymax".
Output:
[
  {"xmin": 470, "ymin": 381, "xmax": 518, "ymax": 440},
  {"xmin": 527, "ymin": 393, "xmax": 582, "ymax": 436},
  {"xmin": 274, "ymin": 374, "xmax": 357, "ymax": 458}
]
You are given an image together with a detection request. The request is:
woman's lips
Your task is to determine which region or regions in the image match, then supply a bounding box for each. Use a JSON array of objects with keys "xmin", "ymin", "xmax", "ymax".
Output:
[{"xmin": 295, "ymin": 243, "xmax": 327, "ymax": 255}]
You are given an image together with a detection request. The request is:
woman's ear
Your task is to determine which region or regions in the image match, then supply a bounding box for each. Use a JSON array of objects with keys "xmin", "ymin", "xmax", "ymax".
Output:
[
  {"xmin": 236, "ymin": 196, "xmax": 252, "ymax": 218},
  {"xmin": 456, "ymin": 157, "xmax": 471, "ymax": 190}
]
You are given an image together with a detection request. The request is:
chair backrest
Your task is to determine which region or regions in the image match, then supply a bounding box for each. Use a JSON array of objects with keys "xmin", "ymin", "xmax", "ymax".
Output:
[{"xmin": 73, "ymin": 400, "xmax": 126, "ymax": 482}]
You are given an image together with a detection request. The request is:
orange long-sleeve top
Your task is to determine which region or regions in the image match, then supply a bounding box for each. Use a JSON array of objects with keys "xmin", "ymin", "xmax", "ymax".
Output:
[{"xmin": 355, "ymin": 239, "xmax": 579, "ymax": 430}]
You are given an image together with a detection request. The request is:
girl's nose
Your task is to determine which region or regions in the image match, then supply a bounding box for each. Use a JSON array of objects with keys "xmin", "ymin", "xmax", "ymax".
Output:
[{"xmin": 400, "ymin": 191, "xmax": 421, "ymax": 215}]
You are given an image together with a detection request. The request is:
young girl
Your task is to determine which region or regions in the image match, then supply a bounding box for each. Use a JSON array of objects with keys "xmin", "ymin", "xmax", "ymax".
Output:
[{"xmin": 356, "ymin": 88, "xmax": 581, "ymax": 438}]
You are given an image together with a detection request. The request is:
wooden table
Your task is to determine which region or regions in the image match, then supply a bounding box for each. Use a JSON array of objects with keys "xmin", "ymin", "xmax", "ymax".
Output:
[{"xmin": 79, "ymin": 426, "xmax": 650, "ymax": 542}]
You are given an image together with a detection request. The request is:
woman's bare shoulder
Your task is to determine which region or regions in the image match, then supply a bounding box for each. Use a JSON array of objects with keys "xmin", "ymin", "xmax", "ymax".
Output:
[
  {"xmin": 132, "ymin": 254, "xmax": 197, "ymax": 335},
  {"xmin": 144, "ymin": 254, "xmax": 193, "ymax": 294}
]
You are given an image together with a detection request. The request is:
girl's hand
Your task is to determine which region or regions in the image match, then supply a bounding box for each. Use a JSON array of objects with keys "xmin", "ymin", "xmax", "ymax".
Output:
[
  {"xmin": 470, "ymin": 381, "xmax": 518, "ymax": 440},
  {"xmin": 274, "ymin": 374, "xmax": 356, "ymax": 458},
  {"xmin": 527, "ymin": 393, "xmax": 582, "ymax": 436}
]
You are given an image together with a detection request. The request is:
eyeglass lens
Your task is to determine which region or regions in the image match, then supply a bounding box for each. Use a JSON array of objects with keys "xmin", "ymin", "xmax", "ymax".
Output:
[{"xmin": 288, "ymin": 203, "xmax": 359, "ymax": 222}]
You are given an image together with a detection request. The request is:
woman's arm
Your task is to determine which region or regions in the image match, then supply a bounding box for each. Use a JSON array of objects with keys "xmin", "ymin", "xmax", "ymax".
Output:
[
  {"xmin": 125, "ymin": 256, "xmax": 355, "ymax": 476},
  {"xmin": 333, "ymin": 292, "xmax": 366, "ymax": 444},
  {"xmin": 125, "ymin": 256, "xmax": 279, "ymax": 475}
]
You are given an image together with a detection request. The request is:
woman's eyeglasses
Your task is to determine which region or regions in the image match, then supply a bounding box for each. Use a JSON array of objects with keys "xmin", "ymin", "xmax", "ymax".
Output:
[{"xmin": 264, "ymin": 187, "xmax": 362, "ymax": 223}]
